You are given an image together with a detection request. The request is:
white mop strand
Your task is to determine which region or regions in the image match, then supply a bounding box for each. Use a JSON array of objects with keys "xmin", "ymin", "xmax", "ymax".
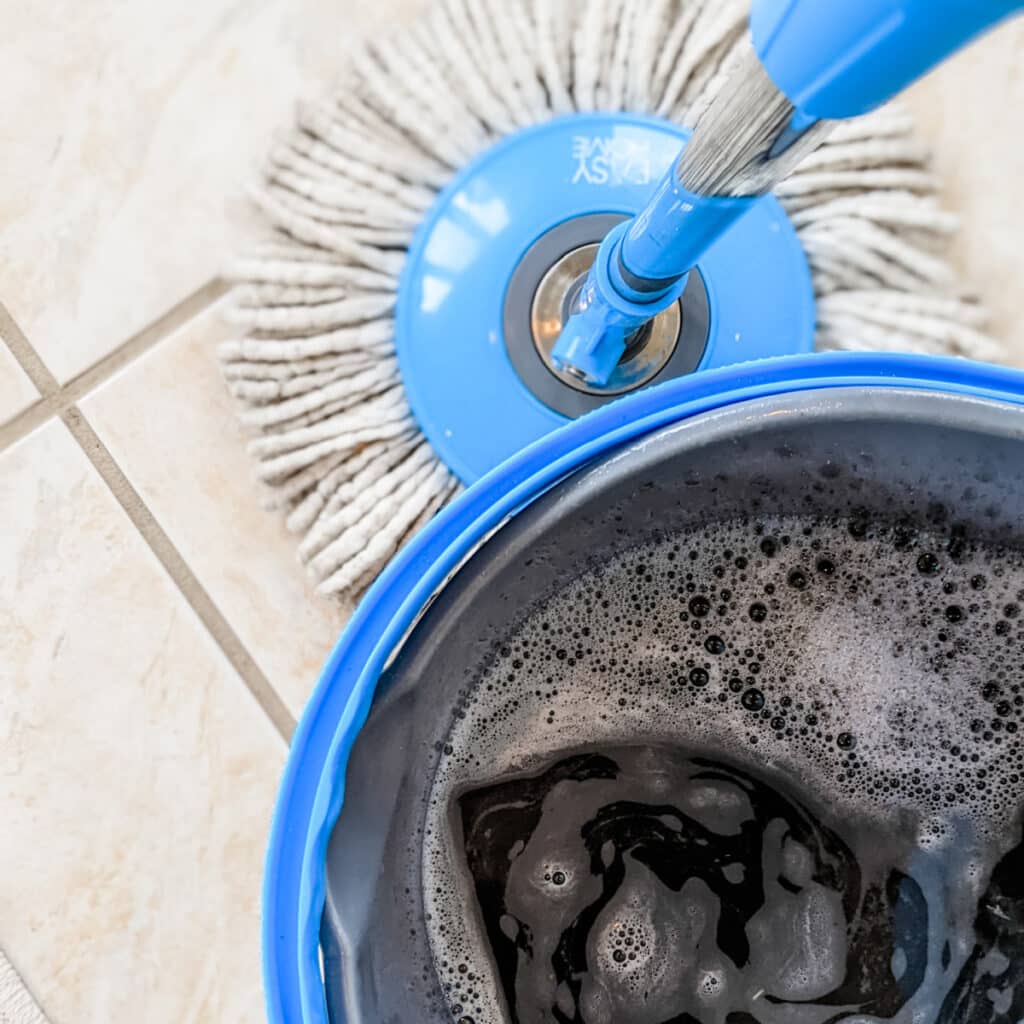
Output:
[
  {"xmin": 0, "ymin": 950, "xmax": 50, "ymax": 1024},
  {"xmin": 222, "ymin": 0, "xmax": 998, "ymax": 603}
]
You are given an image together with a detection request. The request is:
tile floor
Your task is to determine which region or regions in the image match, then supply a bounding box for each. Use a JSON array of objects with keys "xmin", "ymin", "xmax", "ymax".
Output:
[{"xmin": 1, "ymin": 4, "xmax": 1022, "ymax": 1022}]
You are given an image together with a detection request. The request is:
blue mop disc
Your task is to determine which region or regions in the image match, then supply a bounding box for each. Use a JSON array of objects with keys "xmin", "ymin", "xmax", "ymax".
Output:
[{"xmin": 395, "ymin": 112, "xmax": 815, "ymax": 484}]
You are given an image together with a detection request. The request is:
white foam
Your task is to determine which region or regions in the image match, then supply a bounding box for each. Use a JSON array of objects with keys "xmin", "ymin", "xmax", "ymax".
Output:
[{"xmin": 421, "ymin": 515, "xmax": 1024, "ymax": 1023}]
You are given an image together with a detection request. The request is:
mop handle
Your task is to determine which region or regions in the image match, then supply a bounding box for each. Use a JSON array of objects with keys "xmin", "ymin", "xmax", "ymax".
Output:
[
  {"xmin": 752, "ymin": 0, "xmax": 1023, "ymax": 120},
  {"xmin": 552, "ymin": 0, "xmax": 1023, "ymax": 387},
  {"xmin": 621, "ymin": 0, "xmax": 1024, "ymax": 283}
]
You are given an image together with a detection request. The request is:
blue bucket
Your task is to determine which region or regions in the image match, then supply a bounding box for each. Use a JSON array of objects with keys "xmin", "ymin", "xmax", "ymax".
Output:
[{"xmin": 263, "ymin": 352, "xmax": 1024, "ymax": 1024}]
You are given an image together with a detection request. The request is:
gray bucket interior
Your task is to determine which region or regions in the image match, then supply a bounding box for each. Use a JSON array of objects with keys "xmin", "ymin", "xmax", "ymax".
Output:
[{"xmin": 321, "ymin": 387, "xmax": 1024, "ymax": 1023}]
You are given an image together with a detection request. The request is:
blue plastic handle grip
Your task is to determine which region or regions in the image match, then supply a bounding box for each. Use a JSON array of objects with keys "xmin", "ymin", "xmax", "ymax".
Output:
[{"xmin": 751, "ymin": 0, "xmax": 1023, "ymax": 119}]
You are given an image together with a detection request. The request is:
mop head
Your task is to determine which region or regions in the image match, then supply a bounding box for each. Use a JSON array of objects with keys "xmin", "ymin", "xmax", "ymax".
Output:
[{"xmin": 219, "ymin": 0, "xmax": 1002, "ymax": 603}]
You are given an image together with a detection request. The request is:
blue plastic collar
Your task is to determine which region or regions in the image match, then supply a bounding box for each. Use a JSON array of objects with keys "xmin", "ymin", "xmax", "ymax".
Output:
[
  {"xmin": 550, "ymin": 221, "xmax": 691, "ymax": 385},
  {"xmin": 552, "ymin": 173, "xmax": 758, "ymax": 386}
]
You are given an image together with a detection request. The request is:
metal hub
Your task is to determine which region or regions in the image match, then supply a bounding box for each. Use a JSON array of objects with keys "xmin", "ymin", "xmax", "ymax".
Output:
[
  {"xmin": 503, "ymin": 213, "xmax": 711, "ymax": 420},
  {"xmin": 530, "ymin": 243, "xmax": 682, "ymax": 396}
]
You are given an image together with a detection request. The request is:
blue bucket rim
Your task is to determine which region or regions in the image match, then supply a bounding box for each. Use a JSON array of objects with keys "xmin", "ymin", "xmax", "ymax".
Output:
[{"xmin": 263, "ymin": 351, "xmax": 1024, "ymax": 1024}]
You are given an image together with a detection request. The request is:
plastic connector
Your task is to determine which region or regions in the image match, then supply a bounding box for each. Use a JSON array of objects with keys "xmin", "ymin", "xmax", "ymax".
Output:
[
  {"xmin": 551, "ymin": 223, "xmax": 689, "ymax": 387},
  {"xmin": 551, "ymin": 174, "xmax": 757, "ymax": 387}
]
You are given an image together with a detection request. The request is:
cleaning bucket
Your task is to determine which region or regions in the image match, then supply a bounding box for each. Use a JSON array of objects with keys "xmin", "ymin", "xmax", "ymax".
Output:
[{"xmin": 265, "ymin": 352, "xmax": 1024, "ymax": 1024}]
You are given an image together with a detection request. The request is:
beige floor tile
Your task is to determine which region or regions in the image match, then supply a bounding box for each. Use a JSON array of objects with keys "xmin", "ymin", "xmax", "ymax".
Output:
[
  {"xmin": 0, "ymin": 421, "xmax": 285, "ymax": 1024},
  {"xmin": 0, "ymin": 342, "xmax": 38, "ymax": 424},
  {"xmin": 906, "ymin": 20, "xmax": 1024, "ymax": 365},
  {"xmin": 83, "ymin": 304, "xmax": 348, "ymax": 717},
  {"xmin": 0, "ymin": 0, "xmax": 424, "ymax": 383}
]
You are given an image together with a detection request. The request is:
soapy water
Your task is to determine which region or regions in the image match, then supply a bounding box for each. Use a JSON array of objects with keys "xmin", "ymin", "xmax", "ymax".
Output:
[
  {"xmin": 416, "ymin": 515, "xmax": 1024, "ymax": 1024},
  {"xmin": 458, "ymin": 747, "xmax": 932, "ymax": 1024}
]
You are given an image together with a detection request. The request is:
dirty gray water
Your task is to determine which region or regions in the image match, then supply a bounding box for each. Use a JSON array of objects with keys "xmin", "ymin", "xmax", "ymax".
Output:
[{"xmin": 329, "ymin": 513, "xmax": 1024, "ymax": 1024}]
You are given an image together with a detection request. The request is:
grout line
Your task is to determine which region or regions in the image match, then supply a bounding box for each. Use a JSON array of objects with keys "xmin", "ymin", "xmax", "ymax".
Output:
[
  {"xmin": 0, "ymin": 301, "xmax": 59, "ymax": 396},
  {"xmin": 61, "ymin": 405, "xmax": 297, "ymax": 742},
  {"xmin": 71, "ymin": 278, "xmax": 231, "ymax": 394},
  {"xmin": 0, "ymin": 396, "xmax": 61, "ymax": 452},
  {"xmin": 0, "ymin": 279, "xmax": 229, "ymax": 453},
  {"xmin": 1, "ymin": 293, "xmax": 295, "ymax": 741}
]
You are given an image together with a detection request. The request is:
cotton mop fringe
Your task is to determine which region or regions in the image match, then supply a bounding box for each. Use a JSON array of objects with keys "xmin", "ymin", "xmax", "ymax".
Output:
[
  {"xmin": 0, "ymin": 950, "xmax": 50, "ymax": 1024},
  {"xmin": 221, "ymin": 0, "xmax": 1002, "ymax": 603}
]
